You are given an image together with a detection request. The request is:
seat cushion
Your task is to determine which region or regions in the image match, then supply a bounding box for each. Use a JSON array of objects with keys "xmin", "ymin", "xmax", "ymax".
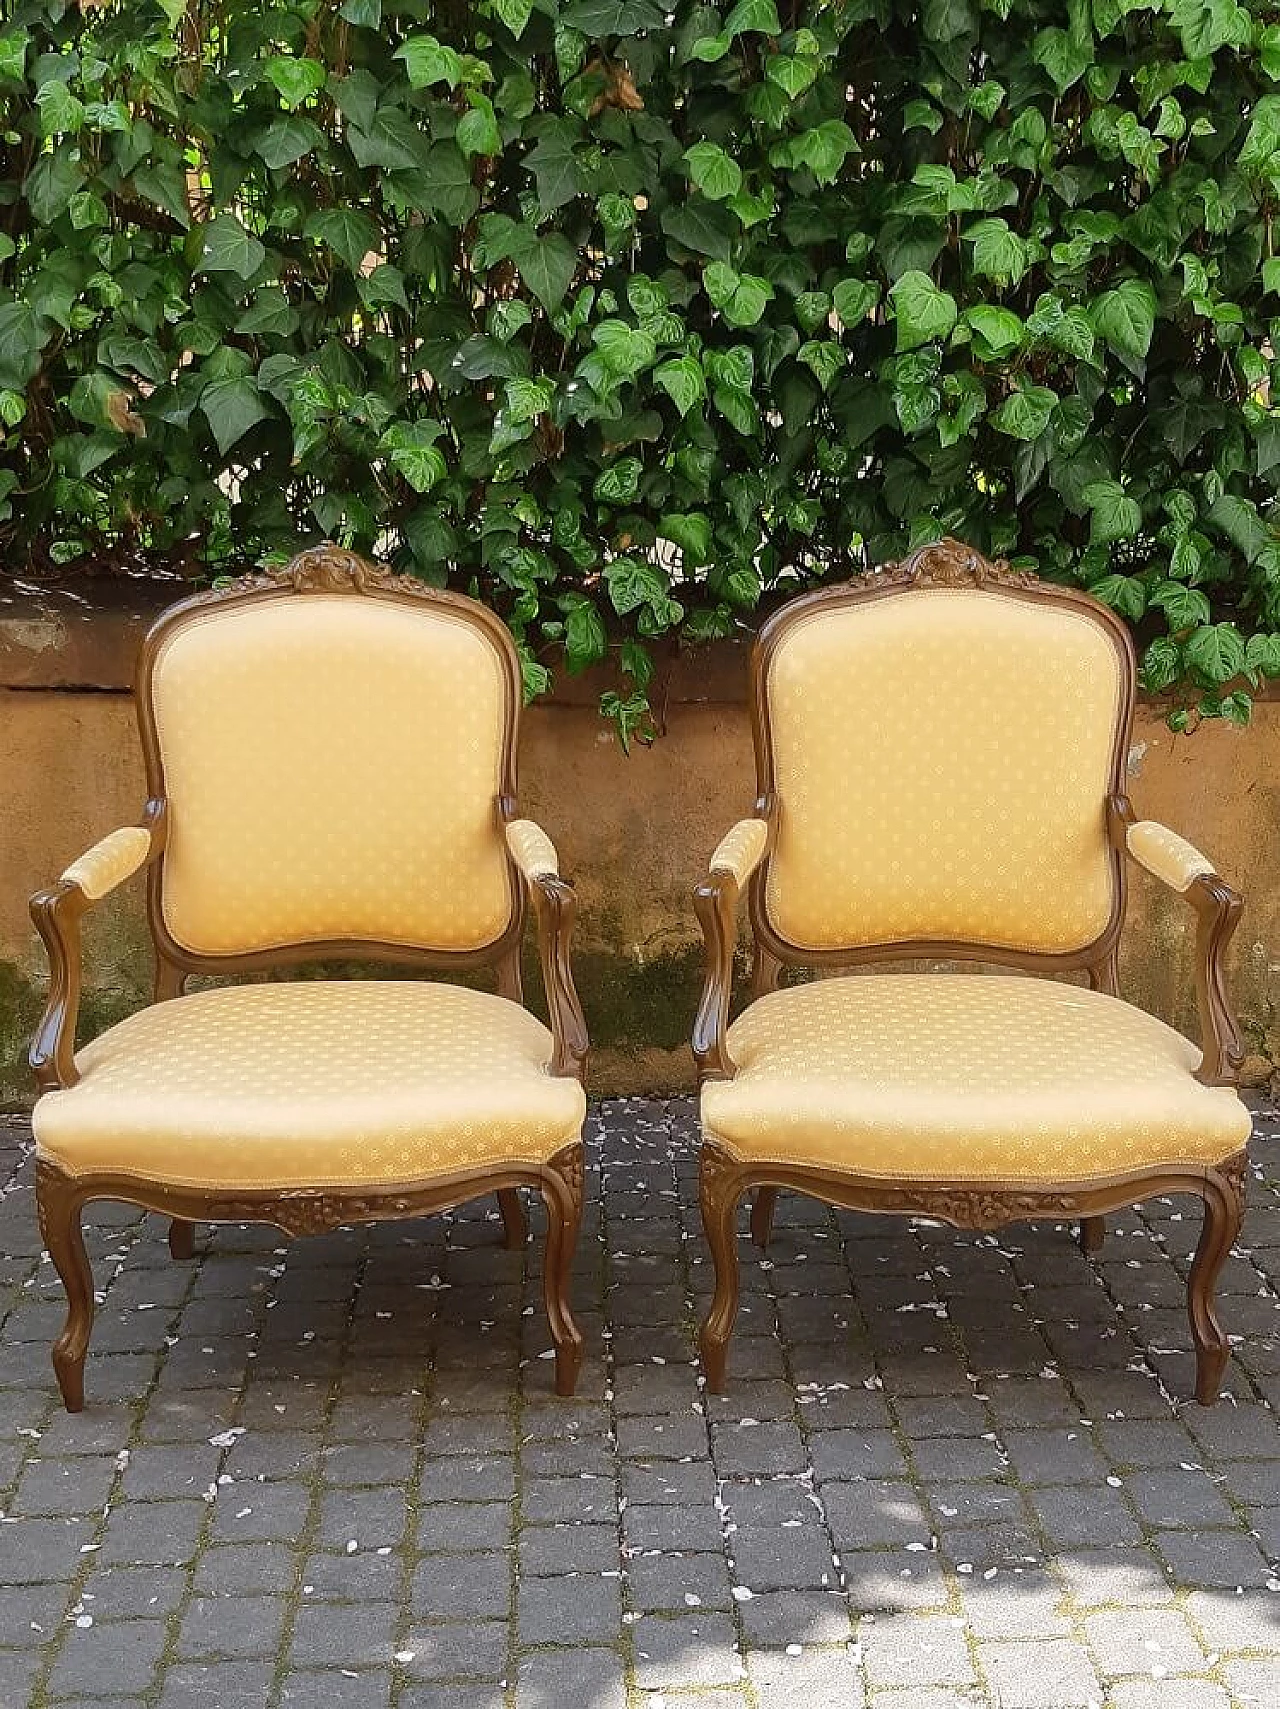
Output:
[
  {"xmin": 35, "ymin": 983, "xmax": 585, "ymax": 1191},
  {"xmin": 701, "ymin": 975, "xmax": 1250, "ymax": 1183}
]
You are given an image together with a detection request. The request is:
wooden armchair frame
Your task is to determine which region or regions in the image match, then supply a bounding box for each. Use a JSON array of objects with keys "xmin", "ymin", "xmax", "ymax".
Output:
[
  {"xmin": 693, "ymin": 538, "xmax": 1247, "ymax": 1405},
  {"xmin": 30, "ymin": 544, "xmax": 588, "ymax": 1409}
]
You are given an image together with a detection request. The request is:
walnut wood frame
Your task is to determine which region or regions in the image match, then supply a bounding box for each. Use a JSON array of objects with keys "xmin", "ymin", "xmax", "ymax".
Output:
[
  {"xmin": 693, "ymin": 538, "xmax": 1248, "ymax": 1404},
  {"xmin": 29, "ymin": 544, "xmax": 588, "ymax": 1410}
]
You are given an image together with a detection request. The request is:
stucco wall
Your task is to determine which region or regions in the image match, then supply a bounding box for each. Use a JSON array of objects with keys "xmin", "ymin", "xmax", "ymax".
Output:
[{"xmin": 1, "ymin": 585, "xmax": 1277, "ymax": 1102}]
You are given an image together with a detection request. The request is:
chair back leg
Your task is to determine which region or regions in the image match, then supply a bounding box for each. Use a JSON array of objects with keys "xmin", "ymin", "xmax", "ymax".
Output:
[{"xmin": 539, "ymin": 1144, "xmax": 584, "ymax": 1396}]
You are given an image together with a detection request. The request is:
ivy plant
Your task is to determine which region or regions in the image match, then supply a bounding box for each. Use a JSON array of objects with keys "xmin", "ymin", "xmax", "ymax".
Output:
[{"xmin": 3, "ymin": 0, "xmax": 1280, "ymax": 732}]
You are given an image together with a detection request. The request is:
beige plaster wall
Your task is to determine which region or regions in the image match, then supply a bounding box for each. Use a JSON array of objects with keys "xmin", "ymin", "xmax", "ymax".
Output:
[{"xmin": 1, "ymin": 664, "xmax": 1277, "ymax": 1103}]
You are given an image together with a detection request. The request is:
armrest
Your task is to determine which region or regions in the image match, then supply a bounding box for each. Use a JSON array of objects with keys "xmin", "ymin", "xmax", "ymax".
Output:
[
  {"xmin": 30, "ymin": 818, "xmax": 162, "ymax": 1092},
  {"xmin": 693, "ymin": 816, "xmax": 773, "ymax": 1084},
  {"xmin": 1110, "ymin": 798, "xmax": 1244, "ymax": 1088},
  {"xmin": 1126, "ymin": 821, "xmax": 1215, "ymax": 893},
  {"xmin": 504, "ymin": 819, "xmax": 589, "ymax": 1082}
]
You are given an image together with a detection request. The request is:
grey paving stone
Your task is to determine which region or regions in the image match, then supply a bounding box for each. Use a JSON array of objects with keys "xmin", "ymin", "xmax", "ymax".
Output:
[
  {"xmin": 1155, "ymin": 1526, "xmax": 1274, "ymax": 1588},
  {"xmin": 289, "ymin": 1599, "xmax": 399, "ymax": 1668},
  {"xmin": 978, "ymin": 1637, "xmax": 1103, "ymax": 1708},
  {"xmin": 517, "ymin": 1572, "xmax": 621, "ymax": 1645},
  {"xmin": 176, "ymin": 1593, "xmax": 290, "ymax": 1660},
  {"xmin": 728, "ymin": 1523, "xmax": 836, "ymax": 1590},
  {"xmin": 191, "ymin": 1541, "xmax": 298, "ymax": 1597},
  {"xmin": 46, "ymin": 1616, "xmax": 169, "ymax": 1697},
  {"xmin": 1106, "ymin": 1685, "xmax": 1229, "ymax": 1709},
  {"xmin": 1184, "ymin": 1587, "xmax": 1280, "ymax": 1652},
  {"xmin": 515, "ymin": 1644, "xmax": 625, "ymax": 1709},
  {"xmin": 411, "ymin": 1551, "xmax": 510, "ymax": 1620},
  {"xmin": 737, "ymin": 1587, "xmax": 853, "ymax": 1649},
  {"xmin": 400, "ymin": 1689, "xmax": 506, "ymax": 1709},
  {"xmin": 518, "ymin": 1522, "xmax": 618, "ymax": 1577},
  {"xmin": 278, "ymin": 1668, "xmax": 393, "ymax": 1707},
  {"xmin": 625, "ymin": 1550, "xmax": 734, "ymax": 1613},
  {"xmin": 399, "ymin": 1620, "xmax": 509, "ymax": 1682},
  {"xmin": 633, "ymin": 1611, "xmax": 742, "ymax": 1687},
  {"xmin": 209, "ymin": 1479, "xmax": 311, "ymax": 1543},
  {"xmin": 1029, "ymin": 1483, "xmax": 1143, "ymax": 1549},
  {"xmin": 1225, "ymin": 1657, "xmax": 1280, "ymax": 1706},
  {"xmin": 862, "ymin": 1614, "xmax": 977, "ymax": 1688},
  {"xmin": 1083, "ymin": 1606, "xmax": 1206, "ymax": 1675},
  {"xmin": 162, "ymin": 1658, "xmax": 289, "ymax": 1709},
  {"xmin": 1001, "ymin": 1427, "xmax": 1109, "ymax": 1485}
]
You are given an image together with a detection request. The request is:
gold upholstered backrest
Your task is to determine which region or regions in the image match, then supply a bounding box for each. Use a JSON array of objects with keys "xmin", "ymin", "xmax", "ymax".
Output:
[
  {"xmin": 753, "ymin": 543, "xmax": 1133, "ymax": 960},
  {"xmin": 138, "ymin": 549, "xmax": 519, "ymax": 961}
]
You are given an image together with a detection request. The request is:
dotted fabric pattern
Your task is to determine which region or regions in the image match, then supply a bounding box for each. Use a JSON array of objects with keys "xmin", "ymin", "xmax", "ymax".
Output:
[
  {"xmin": 709, "ymin": 818, "xmax": 768, "ymax": 887},
  {"xmin": 61, "ymin": 827, "xmax": 151, "ymax": 900},
  {"xmin": 1128, "ymin": 820, "xmax": 1215, "ymax": 893},
  {"xmin": 505, "ymin": 819, "xmax": 559, "ymax": 880},
  {"xmin": 762, "ymin": 589, "xmax": 1124, "ymax": 953},
  {"xmin": 151, "ymin": 596, "xmax": 515, "ymax": 956},
  {"xmin": 701, "ymin": 973, "xmax": 1250, "ymax": 1182},
  {"xmin": 34, "ymin": 981, "xmax": 585, "ymax": 1190}
]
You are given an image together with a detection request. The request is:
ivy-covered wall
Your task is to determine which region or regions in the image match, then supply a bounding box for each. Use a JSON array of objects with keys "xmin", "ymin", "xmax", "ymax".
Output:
[{"xmin": 3, "ymin": 0, "xmax": 1280, "ymax": 737}]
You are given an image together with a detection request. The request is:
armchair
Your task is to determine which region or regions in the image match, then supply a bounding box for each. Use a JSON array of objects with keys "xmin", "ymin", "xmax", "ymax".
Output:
[
  {"xmin": 693, "ymin": 538, "xmax": 1250, "ymax": 1405},
  {"xmin": 30, "ymin": 544, "xmax": 588, "ymax": 1410}
]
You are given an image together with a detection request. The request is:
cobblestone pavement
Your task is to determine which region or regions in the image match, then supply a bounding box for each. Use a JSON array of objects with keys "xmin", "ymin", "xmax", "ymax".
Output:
[{"xmin": 0, "ymin": 1099, "xmax": 1277, "ymax": 1709}]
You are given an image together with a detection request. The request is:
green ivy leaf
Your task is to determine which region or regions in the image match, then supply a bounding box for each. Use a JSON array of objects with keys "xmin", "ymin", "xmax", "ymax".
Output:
[
  {"xmin": 704, "ymin": 262, "xmax": 773, "ymax": 327},
  {"xmin": 560, "ymin": 0, "xmax": 665, "ymax": 33},
  {"xmin": 201, "ymin": 375, "xmax": 270, "ymax": 453},
  {"xmin": 199, "ymin": 214, "xmax": 266, "ymax": 279},
  {"xmin": 1083, "ymin": 479, "xmax": 1142, "ymax": 543},
  {"xmin": 1092, "ymin": 279, "xmax": 1157, "ymax": 364},
  {"xmin": 654, "ymin": 355, "xmax": 706, "ymax": 416},
  {"xmin": 684, "ymin": 141, "xmax": 743, "ymax": 201},
  {"xmin": 563, "ymin": 598, "xmax": 608, "ymax": 673},
  {"xmin": 965, "ymin": 305, "xmax": 1025, "ymax": 358},
  {"xmin": 305, "ymin": 208, "xmax": 379, "ymax": 272},
  {"xmin": 594, "ymin": 456, "xmax": 644, "ymax": 504},
  {"xmin": 381, "ymin": 420, "xmax": 448, "ymax": 491},
  {"xmin": 264, "ymin": 55, "xmax": 328, "ymax": 107},
  {"xmin": 990, "ymin": 382, "xmax": 1058, "ymax": 440},
  {"xmin": 889, "ymin": 271, "xmax": 959, "ymax": 350},
  {"xmin": 660, "ymin": 511, "xmax": 712, "ymax": 562},
  {"xmin": 1184, "ymin": 622, "xmax": 1247, "ymax": 685},
  {"xmin": 1090, "ymin": 573, "xmax": 1147, "ymax": 619},
  {"xmin": 509, "ymin": 230, "xmax": 577, "ymax": 312}
]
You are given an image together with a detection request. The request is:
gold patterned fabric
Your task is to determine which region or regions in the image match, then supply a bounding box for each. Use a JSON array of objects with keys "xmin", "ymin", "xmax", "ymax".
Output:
[
  {"xmin": 1127, "ymin": 821, "xmax": 1215, "ymax": 893},
  {"xmin": 709, "ymin": 819, "xmax": 769, "ymax": 888},
  {"xmin": 701, "ymin": 974, "xmax": 1249, "ymax": 1182},
  {"xmin": 34, "ymin": 982, "xmax": 585, "ymax": 1190},
  {"xmin": 506, "ymin": 819, "xmax": 559, "ymax": 881},
  {"xmin": 762, "ymin": 589, "xmax": 1123, "ymax": 953},
  {"xmin": 150, "ymin": 595, "xmax": 515, "ymax": 956},
  {"xmin": 61, "ymin": 828, "xmax": 151, "ymax": 900}
]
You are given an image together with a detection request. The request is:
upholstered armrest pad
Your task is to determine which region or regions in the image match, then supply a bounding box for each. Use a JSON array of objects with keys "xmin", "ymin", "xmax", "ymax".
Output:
[
  {"xmin": 60, "ymin": 827, "xmax": 152, "ymax": 900},
  {"xmin": 1127, "ymin": 821, "xmax": 1216, "ymax": 893},
  {"xmin": 506, "ymin": 819, "xmax": 559, "ymax": 881},
  {"xmin": 709, "ymin": 818, "xmax": 769, "ymax": 888}
]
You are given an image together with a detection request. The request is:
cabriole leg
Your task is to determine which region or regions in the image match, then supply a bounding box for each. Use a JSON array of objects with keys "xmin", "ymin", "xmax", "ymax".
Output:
[
  {"xmin": 540, "ymin": 1145, "xmax": 584, "ymax": 1396},
  {"xmin": 698, "ymin": 1149, "xmax": 744, "ymax": 1394},
  {"xmin": 36, "ymin": 1162, "xmax": 95, "ymax": 1413},
  {"xmin": 1188, "ymin": 1162, "xmax": 1245, "ymax": 1406}
]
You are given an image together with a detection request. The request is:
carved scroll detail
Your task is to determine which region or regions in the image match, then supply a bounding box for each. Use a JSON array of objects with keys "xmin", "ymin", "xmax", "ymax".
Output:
[{"xmin": 857, "ymin": 536, "xmax": 1038, "ymax": 592}]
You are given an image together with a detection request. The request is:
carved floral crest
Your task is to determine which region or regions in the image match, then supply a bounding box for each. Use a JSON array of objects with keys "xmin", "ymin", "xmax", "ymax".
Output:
[
  {"xmin": 855, "ymin": 536, "xmax": 1038, "ymax": 593},
  {"xmin": 208, "ymin": 542, "xmax": 432, "ymax": 603}
]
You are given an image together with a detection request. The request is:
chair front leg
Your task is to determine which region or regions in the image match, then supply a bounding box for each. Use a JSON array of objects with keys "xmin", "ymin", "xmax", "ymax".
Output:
[
  {"xmin": 698, "ymin": 1145, "xmax": 748, "ymax": 1393},
  {"xmin": 1189, "ymin": 1153, "xmax": 1247, "ymax": 1405},
  {"xmin": 36, "ymin": 1161, "xmax": 95, "ymax": 1413},
  {"xmin": 750, "ymin": 1186, "xmax": 778, "ymax": 1251},
  {"xmin": 539, "ymin": 1144, "xmax": 584, "ymax": 1396}
]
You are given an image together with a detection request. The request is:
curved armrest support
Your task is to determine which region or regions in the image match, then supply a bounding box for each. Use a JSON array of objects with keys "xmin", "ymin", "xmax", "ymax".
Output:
[
  {"xmin": 30, "ymin": 815, "xmax": 162, "ymax": 1092},
  {"xmin": 693, "ymin": 817, "xmax": 773, "ymax": 1085},
  {"xmin": 505, "ymin": 820, "xmax": 589, "ymax": 1082},
  {"xmin": 1110, "ymin": 797, "xmax": 1244, "ymax": 1088}
]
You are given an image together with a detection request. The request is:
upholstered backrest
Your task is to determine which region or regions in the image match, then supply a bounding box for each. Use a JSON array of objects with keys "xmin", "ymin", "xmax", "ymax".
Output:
[
  {"xmin": 756, "ymin": 556, "xmax": 1131, "ymax": 958},
  {"xmin": 142, "ymin": 563, "xmax": 518, "ymax": 959}
]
